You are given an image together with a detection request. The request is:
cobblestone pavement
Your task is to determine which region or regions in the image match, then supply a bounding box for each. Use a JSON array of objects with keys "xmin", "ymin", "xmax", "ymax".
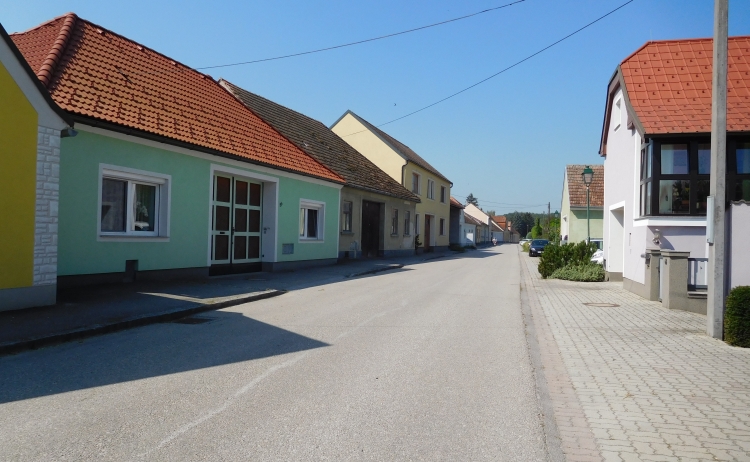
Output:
[{"xmin": 520, "ymin": 251, "xmax": 750, "ymax": 462}]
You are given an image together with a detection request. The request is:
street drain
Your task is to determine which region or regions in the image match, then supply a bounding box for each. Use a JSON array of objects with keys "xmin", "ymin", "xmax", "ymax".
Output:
[
  {"xmin": 171, "ymin": 316, "xmax": 214, "ymax": 324},
  {"xmin": 583, "ymin": 302, "xmax": 620, "ymax": 308}
]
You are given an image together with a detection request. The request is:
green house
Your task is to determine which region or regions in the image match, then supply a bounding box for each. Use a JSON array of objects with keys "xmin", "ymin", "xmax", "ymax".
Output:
[{"xmin": 12, "ymin": 14, "xmax": 345, "ymax": 286}]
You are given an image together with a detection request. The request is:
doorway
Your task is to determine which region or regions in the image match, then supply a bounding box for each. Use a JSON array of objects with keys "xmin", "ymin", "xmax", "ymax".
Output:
[
  {"xmin": 424, "ymin": 215, "xmax": 432, "ymax": 252},
  {"xmin": 361, "ymin": 200, "xmax": 382, "ymax": 257},
  {"xmin": 608, "ymin": 207, "xmax": 625, "ymax": 275},
  {"xmin": 210, "ymin": 174, "xmax": 262, "ymax": 275}
]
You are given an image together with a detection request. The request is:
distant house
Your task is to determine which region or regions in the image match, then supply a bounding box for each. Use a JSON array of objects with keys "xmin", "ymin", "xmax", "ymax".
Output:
[
  {"xmin": 11, "ymin": 14, "xmax": 346, "ymax": 289},
  {"xmin": 463, "ymin": 204, "xmax": 492, "ymax": 245},
  {"xmin": 449, "ymin": 197, "xmax": 464, "ymax": 246},
  {"xmin": 220, "ymin": 80, "xmax": 420, "ymax": 259},
  {"xmin": 331, "ymin": 111, "xmax": 452, "ymax": 252},
  {"xmin": 462, "ymin": 213, "xmax": 481, "ymax": 246},
  {"xmin": 599, "ymin": 36, "xmax": 750, "ymax": 303},
  {"xmin": 0, "ymin": 22, "xmax": 71, "ymax": 310},
  {"xmin": 560, "ymin": 165, "xmax": 604, "ymax": 244}
]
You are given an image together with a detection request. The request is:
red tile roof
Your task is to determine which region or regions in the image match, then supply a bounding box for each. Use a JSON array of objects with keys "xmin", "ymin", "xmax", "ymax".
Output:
[
  {"xmin": 10, "ymin": 14, "xmax": 343, "ymax": 183},
  {"xmin": 620, "ymin": 36, "xmax": 750, "ymax": 134},
  {"xmin": 449, "ymin": 196, "xmax": 464, "ymax": 208},
  {"xmin": 491, "ymin": 215, "xmax": 506, "ymax": 229},
  {"xmin": 566, "ymin": 165, "xmax": 604, "ymax": 208},
  {"xmin": 463, "ymin": 213, "xmax": 483, "ymax": 226}
]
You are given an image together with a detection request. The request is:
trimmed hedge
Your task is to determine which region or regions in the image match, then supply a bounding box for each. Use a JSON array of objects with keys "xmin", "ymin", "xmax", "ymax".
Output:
[
  {"xmin": 550, "ymin": 263, "xmax": 605, "ymax": 282},
  {"xmin": 537, "ymin": 241, "xmax": 598, "ymax": 279},
  {"xmin": 725, "ymin": 286, "xmax": 750, "ymax": 347}
]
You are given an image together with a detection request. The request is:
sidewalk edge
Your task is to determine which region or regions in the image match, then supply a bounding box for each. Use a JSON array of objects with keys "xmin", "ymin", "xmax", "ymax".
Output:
[{"xmin": 0, "ymin": 289, "xmax": 286, "ymax": 356}]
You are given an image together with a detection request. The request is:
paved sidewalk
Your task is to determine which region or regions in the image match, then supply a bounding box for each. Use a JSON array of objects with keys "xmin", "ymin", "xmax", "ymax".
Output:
[
  {"xmin": 520, "ymin": 252, "xmax": 750, "ymax": 462},
  {"xmin": 0, "ymin": 250, "xmax": 457, "ymax": 354}
]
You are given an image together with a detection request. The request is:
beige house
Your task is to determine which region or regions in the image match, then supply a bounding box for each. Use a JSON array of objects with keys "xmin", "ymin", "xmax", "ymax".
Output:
[
  {"xmin": 331, "ymin": 111, "xmax": 452, "ymax": 252},
  {"xmin": 222, "ymin": 82, "xmax": 420, "ymax": 259},
  {"xmin": 561, "ymin": 165, "xmax": 604, "ymax": 245}
]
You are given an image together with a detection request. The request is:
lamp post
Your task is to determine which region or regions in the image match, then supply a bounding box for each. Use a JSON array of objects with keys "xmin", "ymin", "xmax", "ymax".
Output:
[{"xmin": 582, "ymin": 166, "xmax": 594, "ymax": 244}]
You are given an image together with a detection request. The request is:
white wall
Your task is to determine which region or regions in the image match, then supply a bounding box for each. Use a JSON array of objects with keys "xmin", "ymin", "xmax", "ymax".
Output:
[{"xmin": 730, "ymin": 203, "xmax": 750, "ymax": 289}]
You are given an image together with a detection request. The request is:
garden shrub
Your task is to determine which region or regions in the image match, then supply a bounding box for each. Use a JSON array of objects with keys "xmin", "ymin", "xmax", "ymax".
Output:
[
  {"xmin": 725, "ymin": 286, "xmax": 750, "ymax": 347},
  {"xmin": 521, "ymin": 242, "xmax": 530, "ymax": 252},
  {"xmin": 550, "ymin": 263, "xmax": 605, "ymax": 282},
  {"xmin": 537, "ymin": 240, "xmax": 598, "ymax": 279}
]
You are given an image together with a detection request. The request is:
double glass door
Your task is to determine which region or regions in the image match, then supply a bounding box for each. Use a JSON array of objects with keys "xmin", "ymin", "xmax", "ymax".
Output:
[{"xmin": 211, "ymin": 175, "xmax": 262, "ymax": 266}]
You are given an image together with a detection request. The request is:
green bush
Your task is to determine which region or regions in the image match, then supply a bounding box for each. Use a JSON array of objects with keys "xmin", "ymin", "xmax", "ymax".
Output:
[
  {"xmin": 521, "ymin": 242, "xmax": 530, "ymax": 252},
  {"xmin": 537, "ymin": 240, "xmax": 598, "ymax": 279},
  {"xmin": 725, "ymin": 286, "xmax": 750, "ymax": 347},
  {"xmin": 550, "ymin": 263, "xmax": 605, "ymax": 282}
]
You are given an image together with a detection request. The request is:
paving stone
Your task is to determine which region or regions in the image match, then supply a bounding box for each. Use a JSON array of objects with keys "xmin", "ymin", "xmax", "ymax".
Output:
[{"xmin": 520, "ymin": 254, "xmax": 750, "ymax": 462}]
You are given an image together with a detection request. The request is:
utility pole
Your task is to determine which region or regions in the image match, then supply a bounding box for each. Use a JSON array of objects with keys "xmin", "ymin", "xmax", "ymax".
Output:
[
  {"xmin": 707, "ymin": 0, "xmax": 728, "ymax": 339},
  {"xmin": 547, "ymin": 202, "xmax": 551, "ymax": 238}
]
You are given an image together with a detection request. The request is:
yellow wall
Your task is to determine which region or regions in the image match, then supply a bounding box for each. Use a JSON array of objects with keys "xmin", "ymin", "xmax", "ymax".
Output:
[
  {"xmin": 407, "ymin": 164, "xmax": 451, "ymax": 248},
  {"xmin": 0, "ymin": 61, "xmax": 38, "ymax": 289},
  {"xmin": 331, "ymin": 113, "xmax": 405, "ymax": 182}
]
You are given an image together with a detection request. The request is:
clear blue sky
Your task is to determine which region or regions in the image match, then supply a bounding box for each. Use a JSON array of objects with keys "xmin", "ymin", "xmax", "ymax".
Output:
[{"xmin": 4, "ymin": 0, "xmax": 750, "ymax": 215}]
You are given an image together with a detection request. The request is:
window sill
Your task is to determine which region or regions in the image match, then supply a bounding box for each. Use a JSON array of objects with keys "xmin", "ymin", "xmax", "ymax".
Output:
[
  {"xmin": 390, "ymin": 234, "xmax": 399, "ymax": 237},
  {"xmin": 299, "ymin": 238, "xmax": 325, "ymax": 244},
  {"xmin": 340, "ymin": 231, "xmax": 354, "ymax": 235},
  {"xmin": 98, "ymin": 235, "xmax": 169, "ymax": 242},
  {"xmin": 632, "ymin": 216, "xmax": 707, "ymax": 227}
]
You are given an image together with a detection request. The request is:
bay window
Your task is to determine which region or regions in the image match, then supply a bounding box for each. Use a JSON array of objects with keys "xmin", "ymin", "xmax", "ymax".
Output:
[{"xmin": 640, "ymin": 137, "xmax": 750, "ymax": 216}]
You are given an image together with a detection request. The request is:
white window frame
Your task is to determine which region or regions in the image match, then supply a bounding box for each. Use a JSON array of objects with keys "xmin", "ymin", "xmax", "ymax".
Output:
[
  {"xmin": 411, "ymin": 172, "xmax": 421, "ymax": 195},
  {"xmin": 440, "ymin": 185, "xmax": 447, "ymax": 203},
  {"xmin": 439, "ymin": 218, "xmax": 446, "ymax": 236},
  {"xmin": 427, "ymin": 179, "xmax": 435, "ymax": 200},
  {"xmin": 415, "ymin": 213, "xmax": 420, "ymax": 235},
  {"xmin": 404, "ymin": 210, "xmax": 411, "ymax": 236},
  {"xmin": 97, "ymin": 164, "xmax": 170, "ymax": 241},
  {"xmin": 342, "ymin": 200, "xmax": 353, "ymax": 232},
  {"xmin": 299, "ymin": 199, "xmax": 325, "ymax": 243},
  {"xmin": 613, "ymin": 97, "xmax": 622, "ymax": 132},
  {"xmin": 391, "ymin": 208, "xmax": 399, "ymax": 236}
]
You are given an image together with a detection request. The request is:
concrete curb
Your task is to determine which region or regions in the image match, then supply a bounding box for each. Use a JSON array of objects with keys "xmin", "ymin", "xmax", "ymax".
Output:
[
  {"xmin": 519, "ymin": 253, "xmax": 566, "ymax": 462},
  {"xmin": 0, "ymin": 289, "xmax": 286, "ymax": 356}
]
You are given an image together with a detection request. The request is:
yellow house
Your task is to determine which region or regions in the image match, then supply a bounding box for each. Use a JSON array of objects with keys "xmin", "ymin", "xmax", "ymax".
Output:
[
  {"xmin": 0, "ymin": 23, "xmax": 71, "ymax": 310},
  {"xmin": 331, "ymin": 111, "xmax": 452, "ymax": 251}
]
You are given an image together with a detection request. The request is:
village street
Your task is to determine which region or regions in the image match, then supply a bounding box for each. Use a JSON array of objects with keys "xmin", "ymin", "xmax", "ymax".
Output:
[{"xmin": 0, "ymin": 246, "xmax": 548, "ymax": 462}]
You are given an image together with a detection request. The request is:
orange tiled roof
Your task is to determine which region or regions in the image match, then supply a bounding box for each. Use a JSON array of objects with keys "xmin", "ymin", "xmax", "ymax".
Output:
[
  {"xmin": 10, "ymin": 14, "xmax": 343, "ymax": 183},
  {"xmin": 491, "ymin": 215, "xmax": 507, "ymax": 229},
  {"xmin": 620, "ymin": 36, "xmax": 750, "ymax": 134},
  {"xmin": 566, "ymin": 165, "xmax": 603, "ymax": 208},
  {"xmin": 449, "ymin": 196, "xmax": 464, "ymax": 208}
]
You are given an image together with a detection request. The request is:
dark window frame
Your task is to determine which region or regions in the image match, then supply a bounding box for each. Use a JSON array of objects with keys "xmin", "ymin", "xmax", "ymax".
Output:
[
  {"xmin": 342, "ymin": 200, "xmax": 352, "ymax": 232},
  {"xmin": 391, "ymin": 209, "xmax": 399, "ymax": 236}
]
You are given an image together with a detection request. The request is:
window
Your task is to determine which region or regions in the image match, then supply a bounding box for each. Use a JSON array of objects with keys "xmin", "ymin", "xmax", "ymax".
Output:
[
  {"xmin": 427, "ymin": 179, "xmax": 435, "ymax": 200},
  {"xmin": 300, "ymin": 200, "xmax": 324, "ymax": 240},
  {"xmin": 404, "ymin": 211, "xmax": 411, "ymax": 236},
  {"xmin": 412, "ymin": 172, "xmax": 420, "ymax": 194},
  {"xmin": 731, "ymin": 141, "xmax": 750, "ymax": 201},
  {"xmin": 415, "ymin": 214, "xmax": 420, "ymax": 235},
  {"xmin": 391, "ymin": 209, "xmax": 399, "ymax": 235},
  {"xmin": 613, "ymin": 97, "xmax": 622, "ymax": 131},
  {"xmin": 342, "ymin": 201, "xmax": 352, "ymax": 232},
  {"xmin": 440, "ymin": 186, "xmax": 447, "ymax": 203},
  {"xmin": 439, "ymin": 218, "xmax": 445, "ymax": 235},
  {"xmin": 99, "ymin": 167, "xmax": 169, "ymax": 237}
]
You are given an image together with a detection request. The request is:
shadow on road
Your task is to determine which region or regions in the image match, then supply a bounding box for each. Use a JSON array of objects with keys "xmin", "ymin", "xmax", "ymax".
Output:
[{"xmin": 0, "ymin": 310, "xmax": 328, "ymax": 404}]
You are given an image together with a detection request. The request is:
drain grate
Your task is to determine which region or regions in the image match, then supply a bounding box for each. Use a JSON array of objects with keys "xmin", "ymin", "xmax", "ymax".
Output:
[
  {"xmin": 171, "ymin": 316, "xmax": 213, "ymax": 324},
  {"xmin": 583, "ymin": 302, "xmax": 620, "ymax": 308}
]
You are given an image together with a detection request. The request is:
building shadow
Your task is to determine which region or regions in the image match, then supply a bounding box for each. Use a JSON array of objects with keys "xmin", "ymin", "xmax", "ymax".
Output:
[{"xmin": 0, "ymin": 311, "xmax": 328, "ymax": 404}]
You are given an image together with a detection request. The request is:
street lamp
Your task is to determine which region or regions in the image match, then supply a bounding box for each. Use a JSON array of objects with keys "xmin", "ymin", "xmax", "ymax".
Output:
[{"xmin": 581, "ymin": 166, "xmax": 594, "ymax": 243}]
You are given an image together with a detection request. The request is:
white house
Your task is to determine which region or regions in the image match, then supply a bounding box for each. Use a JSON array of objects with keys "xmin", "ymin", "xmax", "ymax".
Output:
[
  {"xmin": 599, "ymin": 36, "xmax": 750, "ymax": 308},
  {"xmin": 464, "ymin": 204, "xmax": 494, "ymax": 245},
  {"xmin": 462, "ymin": 213, "xmax": 480, "ymax": 246}
]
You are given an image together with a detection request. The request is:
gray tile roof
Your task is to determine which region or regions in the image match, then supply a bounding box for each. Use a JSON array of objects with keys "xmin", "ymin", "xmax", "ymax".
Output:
[
  {"xmin": 221, "ymin": 80, "xmax": 420, "ymax": 202},
  {"xmin": 342, "ymin": 111, "xmax": 451, "ymax": 184}
]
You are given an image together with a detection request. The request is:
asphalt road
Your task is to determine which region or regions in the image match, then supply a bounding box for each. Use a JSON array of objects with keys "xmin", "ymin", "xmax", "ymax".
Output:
[{"xmin": 0, "ymin": 246, "xmax": 547, "ymax": 461}]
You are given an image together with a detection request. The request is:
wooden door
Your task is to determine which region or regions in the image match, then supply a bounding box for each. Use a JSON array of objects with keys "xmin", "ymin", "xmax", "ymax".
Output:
[
  {"xmin": 361, "ymin": 201, "xmax": 381, "ymax": 257},
  {"xmin": 424, "ymin": 215, "xmax": 432, "ymax": 252},
  {"xmin": 211, "ymin": 175, "xmax": 262, "ymax": 273}
]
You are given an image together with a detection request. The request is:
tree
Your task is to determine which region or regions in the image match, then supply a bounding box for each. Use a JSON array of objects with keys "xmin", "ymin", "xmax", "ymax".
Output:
[
  {"xmin": 506, "ymin": 211, "xmax": 535, "ymax": 237},
  {"xmin": 531, "ymin": 218, "xmax": 543, "ymax": 238},
  {"xmin": 466, "ymin": 193, "xmax": 479, "ymax": 207},
  {"xmin": 486, "ymin": 210, "xmax": 496, "ymax": 217}
]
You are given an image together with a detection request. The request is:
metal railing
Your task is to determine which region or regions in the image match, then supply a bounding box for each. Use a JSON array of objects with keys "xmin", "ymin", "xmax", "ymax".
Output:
[{"xmin": 688, "ymin": 258, "xmax": 708, "ymax": 291}]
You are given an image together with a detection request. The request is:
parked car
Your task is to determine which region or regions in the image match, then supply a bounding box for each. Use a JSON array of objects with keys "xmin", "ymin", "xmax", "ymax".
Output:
[
  {"xmin": 529, "ymin": 239, "xmax": 549, "ymax": 257},
  {"xmin": 519, "ymin": 239, "xmax": 531, "ymax": 246},
  {"xmin": 591, "ymin": 249, "xmax": 604, "ymax": 265},
  {"xmin": 590, "ymin": 239, "xmax": 603, "ymax": 250}
]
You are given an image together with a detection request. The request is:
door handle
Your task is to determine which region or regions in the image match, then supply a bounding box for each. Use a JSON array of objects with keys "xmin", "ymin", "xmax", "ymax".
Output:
[{"xmin": 219, "ymin": 231, "xmax": 226, "ymax": 235}]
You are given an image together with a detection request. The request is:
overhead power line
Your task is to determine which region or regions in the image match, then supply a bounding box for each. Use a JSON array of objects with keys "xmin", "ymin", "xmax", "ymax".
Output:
[
  {"xmin": 195, "ymin": 1, "xmax": 527, "ymax": 71},
  {"xmin": 340, "ymin": 0, "xmax": 635, "ymax": 138}
]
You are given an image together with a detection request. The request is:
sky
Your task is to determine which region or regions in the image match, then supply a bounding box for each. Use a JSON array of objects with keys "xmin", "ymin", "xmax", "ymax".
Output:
[{"xmin": 4, "ymin": 0, "xmax": 750, "ymax": 215}]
